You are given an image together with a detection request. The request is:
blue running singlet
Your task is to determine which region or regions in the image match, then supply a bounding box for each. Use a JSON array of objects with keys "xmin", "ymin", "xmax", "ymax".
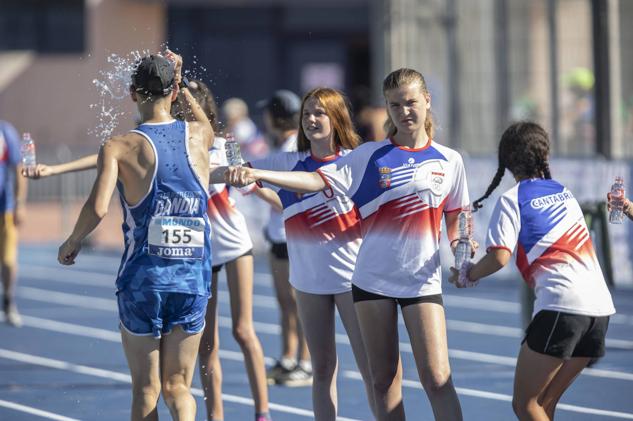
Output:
[{"xmin": 115, "ymin": 120, "xmax": 211, "ymax": 297}]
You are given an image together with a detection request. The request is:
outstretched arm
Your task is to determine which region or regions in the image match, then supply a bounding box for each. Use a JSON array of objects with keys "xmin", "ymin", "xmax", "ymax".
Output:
[
  {"xmin": 58, "ymin": 143, "xmax": 118, "ymax": 265},
  {"xmin": 23, "ymin": 154, "xmax": 98, "ymax": 179},
  {"xmin": 225, "ymin": 166, "xmax": 327, "ymax": 194}
]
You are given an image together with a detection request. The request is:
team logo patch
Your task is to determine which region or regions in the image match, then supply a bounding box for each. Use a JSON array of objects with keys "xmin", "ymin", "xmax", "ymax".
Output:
[
  {"xmin": 378, "ymin": 166, "xmax": 392, "ymax": 189},
  {"xmin": 412, "ymin": 160, "xmax": 447, "ymax": 197}
]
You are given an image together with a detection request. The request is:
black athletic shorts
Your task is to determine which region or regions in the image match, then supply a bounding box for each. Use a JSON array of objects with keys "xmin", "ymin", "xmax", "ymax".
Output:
[
  {"xmin": 270, "ymin": 242, "xmax": 289, "ymax": 260},
  {"xmin": 523, "ymin": 310, "xmax": 610, "ymax": 359},
  {"xmin": 352, "ymin": 284, "xmax": 443, "ymax": 308},
  {"xmin": 211, "ymin": 249, "xmax": 253, "ymax": 274}
]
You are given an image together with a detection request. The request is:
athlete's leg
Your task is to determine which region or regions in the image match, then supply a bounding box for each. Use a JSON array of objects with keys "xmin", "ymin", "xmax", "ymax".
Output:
[
  {"xmin": 540, "ymin": 357, "xmax": 589, "ymax": 419},
  {"xmin": 226, "ymin": 254, "xmax": 269, "ymax": 414},
  {"xmin": 161, "ymin": 325, "xmax": 204, "ymax": 421},
  {"xmin": 334, "ymin": 291, "xmax": 376, "ymax": 417},
  {"xmin": 269, "ymin": 251, "xmax": 309, "ymax": 364},
  {"xmin": 512, "ymin": 343, "xmax": 564, "ymax": 420},
  {"xmin": 295, "ymin": 290, "xmax": 337, "ymax": 420},
  {"xmin": 121, "ymin": 329, "xmax": 161, "ymax": 421},
  {"xmin": 401, "ymin": 302, "xmax": 462, "ymax": 421},
  {"xmin": 198, "ymin": 272, "xmax": 223, "ymax": 420},
  {"xmin": 354, "ymin": 298, "xmax": 404, "ymax": 421},
  {"xmin": 1, "ymin": 213, "xmax": 20, "ymax": 326}
]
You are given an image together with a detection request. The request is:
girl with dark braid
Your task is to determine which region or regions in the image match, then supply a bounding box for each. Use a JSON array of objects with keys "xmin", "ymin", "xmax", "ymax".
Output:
[{"xmin": 449, "ymin": 121, "xmax": 615, "ymax": 420}]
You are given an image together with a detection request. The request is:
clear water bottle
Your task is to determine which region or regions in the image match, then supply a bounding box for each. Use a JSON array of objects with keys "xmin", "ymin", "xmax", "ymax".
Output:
[
  {"xmin": 225, "ymin": 133, "xmax": 244, "ymax": 167},
  {"xmin": 455, "ymin": 205, "xmax": 473, "ymax": 270},
  {"xmin": 20, "ymin": 132, "xmax": 37, "ymax": 170},
  {"xmin": 224, "ymin": 133, "xmax": 253, "ymax": 193},
  {"xmin": 609, "ymin": 176, "xmax": 625, "ymax": 224}
]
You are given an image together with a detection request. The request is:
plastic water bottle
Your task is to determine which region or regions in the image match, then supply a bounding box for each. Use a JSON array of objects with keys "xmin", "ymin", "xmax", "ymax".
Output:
[
  {"xmin": 609, "ymin": 176, "xmax": 625, "ymax": 224},
  {"xmin": 224, "ymin": 133, "xmax": 253, "ymax": 193},
  {"xmin": 455, "ymin": 206, "xmax": 473, "ymax": 270},
  {"xmin": 20, "ymin": 132, "xmax": 37, "ymax": 170},
  {"xmin": 225, "ymin": 133, "xmax": 244, "ymax": 167}
]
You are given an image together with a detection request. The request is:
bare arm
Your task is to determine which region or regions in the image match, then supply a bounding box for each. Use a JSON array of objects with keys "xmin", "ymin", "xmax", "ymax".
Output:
[
  {"xmin": 254, "ymin": 187, "xmax": 283, "ymax": 212},
  {"xmin": 58, "ymin": 143, "xmax": 118, "ymax": 265},
  {"xmin": 23, "ymin": 154, "xmax": 98, "ymax": 179},
  {"xmin": 14, "ymin": 164, "xmax": 27, "ymax": 225},
  {"xmin": 225, "ymin": 166, "xmax": 327, "ymax": 194},
  {"xmin": 165, "ymin": 49, "xmax": 214, "ymax": 149},
  {"xmin": 444, "ymin": 210, "xmax": 460, "ymax": 245}
]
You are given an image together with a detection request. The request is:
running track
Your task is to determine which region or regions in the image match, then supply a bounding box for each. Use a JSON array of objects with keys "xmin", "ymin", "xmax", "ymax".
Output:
[{"xmin": 1, "ymin": 245, "xmax": 632, "ymax": 420}]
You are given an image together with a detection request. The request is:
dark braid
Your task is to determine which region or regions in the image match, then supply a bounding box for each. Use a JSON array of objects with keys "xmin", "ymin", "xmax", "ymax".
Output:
[
  {"xmin": 474, "ymin": 121, "xmax": 551, "ymax": 209},
  {"xmin": 541, "ymin": 161, "xmax": 552, "ymax": 179},
  {"xmin": 473, "ymin": 165, "xmax": 505, "ymax": 210}
]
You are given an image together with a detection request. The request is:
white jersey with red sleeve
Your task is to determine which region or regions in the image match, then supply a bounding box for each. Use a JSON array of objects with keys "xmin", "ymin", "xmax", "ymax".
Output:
[
  {"xmin": 265, "ymin": 134, "xmax": 297, "ymax": 244},
  {"xmin": 249, "ymin": 149, "xmax": 361, "ymax": 294},
  {"xmin": 207, "ymin": 137, "xmax": 253, "ymax": 266},
  {"xmin": 485, "ymin": 178, "xmax": 615, "ymax": 317},
  {"xmin": 317, "ymin": 139, "xmax": 469, "ymax": 298}
]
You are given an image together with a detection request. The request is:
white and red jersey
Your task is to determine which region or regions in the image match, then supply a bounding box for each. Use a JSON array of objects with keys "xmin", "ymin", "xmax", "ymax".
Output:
[
  {"xmin": 207, "ymin": 137, "xmax": 253, "ymax": 266},
  {"xmin": 265, "ymin": 134, "xmax": 297, "ymax": 243},
  {"xmin": 250, "ymin": 149, "xmax": 361, "ymax": 294},
  {"xmin": 486, "ymin": 178, "xmax": 615, "ymax": 317},
  {"xmin": 318, "ymin": 139, "xmax": 469, "ymax": 298}
]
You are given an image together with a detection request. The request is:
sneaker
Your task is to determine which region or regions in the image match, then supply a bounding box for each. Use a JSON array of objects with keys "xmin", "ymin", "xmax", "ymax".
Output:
[
  {"xmin": 275, "ymin": 365, "xmax": 313, "ymax": 387},
  {"xmin": 4, "ymin": 307, "xmax": 22, "ymax": 328},
  {"xmin": 266, "ymin": 358, "xmax": 295, "ymax": 385}
]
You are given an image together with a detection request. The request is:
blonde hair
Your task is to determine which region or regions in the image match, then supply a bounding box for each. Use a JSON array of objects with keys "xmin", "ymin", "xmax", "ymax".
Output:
[
  {"xmin": 382, "ymin": 68, "xmax": 434, "ymax": 139},
  {"xmin": 297, "ymin": 88, "xmax": 360, "ymax": 152}
]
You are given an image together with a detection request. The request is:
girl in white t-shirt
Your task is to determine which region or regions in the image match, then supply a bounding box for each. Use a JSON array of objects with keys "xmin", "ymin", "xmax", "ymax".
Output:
[
  {"xmin": 243, "ymin": 87, "xmax": 376, "ymax": 420},
  {"xmin": 225, "ymin": 70, "xmax": 467, "ymax": 421},
  {"xmin": 450, "ymin": 121, "xmax": 615, "ymax": 420}
]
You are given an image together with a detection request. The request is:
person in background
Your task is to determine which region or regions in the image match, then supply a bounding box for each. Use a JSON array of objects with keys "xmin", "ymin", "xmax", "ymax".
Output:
[
  {"xmin": 257, "ymin": 90, "xmax": 312, "ymax": 386},
  {"xmin": 222, "ymin": 97, "xmax": 268, "ymax": 161},
  {"xmin": 0, "ymin": 120, "xmax": 27, "ymax": 327}
]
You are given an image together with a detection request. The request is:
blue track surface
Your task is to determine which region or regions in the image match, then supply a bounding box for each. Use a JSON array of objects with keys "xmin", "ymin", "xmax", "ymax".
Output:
[{"xmin": 1, "ymin": 245, "xmax": 632, "ymax": 420}]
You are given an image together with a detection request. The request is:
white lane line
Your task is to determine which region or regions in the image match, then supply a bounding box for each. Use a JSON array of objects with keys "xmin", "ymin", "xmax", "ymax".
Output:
[
  {"xmin": 15, "ymin": 288, "xmax": 633, "ymax": 383},
  {"xmin": 16, "ymin": 315, "xmax": 633, "ymax": 419},
  {"xmin": 0, "ymin": 399, "xmax": 80, "ymax": 421},
  {"xmin": 21, "ymin": 264, "xmax": 633, "ymax": 326},
  {"xmin": 343, "ymin": 371, "xmax": 633, "ymax": 419},
  {"xmin": 19, "ymin": 282, "xmax": 633, "ymax": 351},
  {"xmin": 0, "ymin": 348, "xmax": 354, "ymax": 420}
]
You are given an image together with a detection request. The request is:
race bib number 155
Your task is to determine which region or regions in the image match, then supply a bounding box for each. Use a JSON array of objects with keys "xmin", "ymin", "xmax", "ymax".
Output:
[{"xmin": 148, "ymin": 216, "xmax": 205, "ymax": 259}]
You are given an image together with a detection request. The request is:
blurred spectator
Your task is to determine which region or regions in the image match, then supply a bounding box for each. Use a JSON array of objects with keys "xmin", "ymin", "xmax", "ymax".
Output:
[
  {"xmin": 0, "ymin": 120, "xmax": 27, "ymax": 327},
  {"xmin": 222, "ymin": 97, "xmax": 268, "ymax": 160},
  {"xmin": 561, "ymin": 67, "xmax": 595, "ymax": 155},
  {"xmin": 349, "ymin": 86, "xmax": 387, "ymax": 142}
]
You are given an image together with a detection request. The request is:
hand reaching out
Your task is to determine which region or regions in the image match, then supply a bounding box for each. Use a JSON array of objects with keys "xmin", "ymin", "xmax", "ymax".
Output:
[
  {"xmin": 224, "ymin": 166, "xmax": 257, "ymax": 187},
  {"xmin": 22, "ymin": 164, "xmax": 54, "ymax": 179}
]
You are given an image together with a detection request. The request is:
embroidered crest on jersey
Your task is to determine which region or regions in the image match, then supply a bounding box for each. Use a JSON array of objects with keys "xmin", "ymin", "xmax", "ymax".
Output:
[{"xmin": 413, "ymin": 159, "xmax": 447, "ymax": 197}]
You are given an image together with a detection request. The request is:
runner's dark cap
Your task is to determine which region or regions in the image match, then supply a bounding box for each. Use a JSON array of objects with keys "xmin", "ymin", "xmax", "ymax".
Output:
[
  {"xmin": 132, "ymin": 55, "xmax": 175, "ymax": 96},
  {"xmin": 257, "ymin": 90, "xmax": 301, "ymax": 119}
]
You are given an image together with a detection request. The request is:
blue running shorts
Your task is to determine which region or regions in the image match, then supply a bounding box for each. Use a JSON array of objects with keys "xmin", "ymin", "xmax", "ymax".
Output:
[{"xmin": 116, "ymin": 290, "xmax": 207, "ymax": 338}]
